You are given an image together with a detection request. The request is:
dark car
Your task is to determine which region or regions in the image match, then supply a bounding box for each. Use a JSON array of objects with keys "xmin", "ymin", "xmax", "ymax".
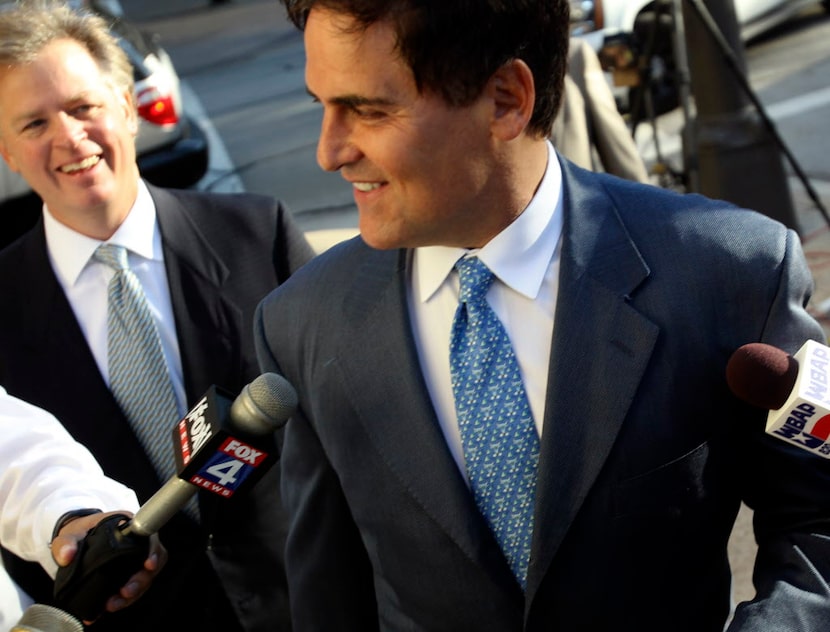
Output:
[{"xmin": 0, "ymin": 0, "xmax": 209, "ymax": 248}]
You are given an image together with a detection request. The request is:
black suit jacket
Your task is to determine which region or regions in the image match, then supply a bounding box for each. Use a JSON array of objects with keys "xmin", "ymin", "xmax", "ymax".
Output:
[
  {"xmin": 0, "ymin": 183, "xmax": 315, "ymax": 631},
  {"xmin": 255, "ymin": 160, "xmax": 830, "ymax": 631}
]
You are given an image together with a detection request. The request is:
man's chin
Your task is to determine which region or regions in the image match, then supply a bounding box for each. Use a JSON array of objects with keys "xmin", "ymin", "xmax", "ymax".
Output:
[{"xmin": 358, "ymin": 224, "xmax": 403, "ymax": 251}]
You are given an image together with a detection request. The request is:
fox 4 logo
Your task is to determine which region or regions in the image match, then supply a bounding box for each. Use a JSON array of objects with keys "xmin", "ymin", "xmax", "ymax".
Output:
[{"xmin": 189, "ymin": 437, "xmax": 269, "ymax": 497}]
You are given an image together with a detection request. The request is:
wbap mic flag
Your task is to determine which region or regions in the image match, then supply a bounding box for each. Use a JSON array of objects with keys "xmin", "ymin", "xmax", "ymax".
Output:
[{"xmin": 727, "ymin": 339, "xmax": 830, "ymax": 458}]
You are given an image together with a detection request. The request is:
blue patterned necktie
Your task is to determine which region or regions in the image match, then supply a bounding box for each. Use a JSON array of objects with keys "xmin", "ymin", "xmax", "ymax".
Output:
[
  {"xmin": 93, "ymin": 244, "xmax": 180, "ymax": 483},
  {"xmin": 449, "ymin": 256, "xmax": 540, "ymax": 589}
]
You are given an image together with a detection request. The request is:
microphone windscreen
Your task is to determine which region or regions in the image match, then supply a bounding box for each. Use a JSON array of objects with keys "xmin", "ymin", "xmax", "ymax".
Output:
[
  {"xmin": 726, "ymin": 343, "xmax": 798, "ymax": 410},
  {"xmin": 249, "ymin": 373, "xmax": 298, "ymax": 422},
  {"xmin": 13, "ymin": 604, "xmax": 83, "ymax": 632},
  {"xmin": 230, "ymin": 372, "xmax": 298, "ymax": 435}
]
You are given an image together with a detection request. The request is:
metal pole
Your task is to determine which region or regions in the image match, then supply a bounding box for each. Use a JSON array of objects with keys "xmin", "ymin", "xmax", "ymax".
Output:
[
  {"xmin": 681, "ymin": 0, "xmax": 799, "ymax": 232},
  {"xmin": 670, "ymin": 0, "xmax": 698, "ymax": 192}
]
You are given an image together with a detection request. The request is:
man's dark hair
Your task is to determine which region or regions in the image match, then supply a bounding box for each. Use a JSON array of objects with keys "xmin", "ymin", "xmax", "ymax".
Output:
[{"xmin": 281, "ymin": 0, "xmax": 570, "ymax": 137}]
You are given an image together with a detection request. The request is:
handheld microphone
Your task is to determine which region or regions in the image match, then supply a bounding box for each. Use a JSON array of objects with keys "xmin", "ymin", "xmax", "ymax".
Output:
[
  {"xmin": 128, "ymin": 372, "xmax": 298, "ymax": 536},
  {"xmin": 726, "ymin": 339, "xmax": 830, "ymax": 458},
  {"xmin": 53, "ymin": 373, "xmax": 298, "ymax": 621},
  {"xmin": 12, "ymin": 604, "xmax": 83, "ymax": 632}
]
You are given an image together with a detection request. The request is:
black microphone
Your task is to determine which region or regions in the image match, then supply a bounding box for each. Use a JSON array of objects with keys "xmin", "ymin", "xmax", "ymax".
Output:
[
  {"xmin": 128, "ymin": 372, "xmax": 297, "ymax": 536},
  {"xmin": 12, "ymin": 604, "xmax": 83, "ymax": 632},
  {"xmin": 53, "ymin": 373, "xmax": 298, "ymax": 621},
  {"xmin": 726, "ymin": 339, "xmax": 830, "ymax": 458}
]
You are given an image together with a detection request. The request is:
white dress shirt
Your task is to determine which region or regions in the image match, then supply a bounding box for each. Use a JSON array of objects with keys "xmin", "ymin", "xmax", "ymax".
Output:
[
  {"xmin": 0, "ymin": 385, "xmax": 139, "ymax": 627},
  {"xmin": 408, "ymin": 142, "xmax": 564, "ymax": 476},
  {"xmin": 43, "ymin": 180, "xmax": 187, "ymax": 417}
]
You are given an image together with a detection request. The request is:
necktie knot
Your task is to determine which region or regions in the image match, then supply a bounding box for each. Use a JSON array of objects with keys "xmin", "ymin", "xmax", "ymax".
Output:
[
  {"xmin": 93, "ymin": 243, "xmax": 129, "ymax": 272},
  {"xmin": 455, "ymin": 256, "xmax": 494, "ymax": 304}
]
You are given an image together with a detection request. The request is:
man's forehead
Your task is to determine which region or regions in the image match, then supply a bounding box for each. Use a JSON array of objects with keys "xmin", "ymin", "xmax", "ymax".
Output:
[
  {"xmin": 305, "ymin": 6, "xmax": 399, "ymax": 61},
  {"xmin": 304, "ymin": 9, "xmax": 412, "ymax": 101}
]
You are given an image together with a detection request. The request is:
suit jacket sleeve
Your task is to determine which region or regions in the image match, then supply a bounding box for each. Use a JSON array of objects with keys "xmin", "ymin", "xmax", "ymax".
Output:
[{"xmin": 727, "ymin": 227, "xmax": 830, "ymax": 630}]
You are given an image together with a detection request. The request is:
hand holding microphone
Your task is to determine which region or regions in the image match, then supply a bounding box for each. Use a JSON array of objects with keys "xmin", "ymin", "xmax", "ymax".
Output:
[
  {"xmin": 50, "ymin": 510, "xmax": 166, "ymax": 622},
  {"xmin": 727, "ymin": 339, "xmax": 830, "ymax": 458},
  {"xmin": 53, "ymin": 372, "xmax": 298, "ymax": 621}
]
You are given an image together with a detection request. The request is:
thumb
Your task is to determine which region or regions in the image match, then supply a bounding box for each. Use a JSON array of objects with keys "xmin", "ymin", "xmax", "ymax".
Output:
[{"xmin": 51, "ymin": 535, "xmax": 80, "ymax": 567}]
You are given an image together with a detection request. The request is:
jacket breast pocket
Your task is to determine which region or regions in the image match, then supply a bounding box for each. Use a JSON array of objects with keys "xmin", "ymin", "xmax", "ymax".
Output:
[{"xmin": 612, "ymin": 440, "xmax": 713, "ymax": 521}]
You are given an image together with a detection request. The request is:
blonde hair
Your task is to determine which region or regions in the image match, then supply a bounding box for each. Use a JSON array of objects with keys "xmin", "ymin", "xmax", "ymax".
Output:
[{"xmin": 0, "ymin": 1, "xmax": 134, "ymax": 102}]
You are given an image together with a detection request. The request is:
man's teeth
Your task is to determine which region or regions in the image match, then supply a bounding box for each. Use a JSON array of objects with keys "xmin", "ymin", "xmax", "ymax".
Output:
[
  {"xmin": 60, "ymin": 155, "xmax": 100, "ymax": 173},
  {"xmin": 353, "ymin": 182, "xmax": 381, "ymax": 192}
]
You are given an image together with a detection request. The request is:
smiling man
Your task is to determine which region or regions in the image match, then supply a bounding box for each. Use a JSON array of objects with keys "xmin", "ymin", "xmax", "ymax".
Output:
[
  {"xmin": 255, "ymin": 1, "xmax": 830, "ymax": 630},
  {"xmin": 0, "ymin": 36, "xmax": 140, "ymax": 239},
  {"xmin": 0, "ymin": 3, "xmax": 314, "ymax": 631}
]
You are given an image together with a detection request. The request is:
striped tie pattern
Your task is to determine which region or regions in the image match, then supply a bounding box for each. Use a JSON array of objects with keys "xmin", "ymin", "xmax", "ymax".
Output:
[
  {"xmin": 449, "ymin": 256, "xmax": 540, "ymax": 589},
  {"xmin": 94, "ymin": 244, "xmax": 180, "ymax": 483}
]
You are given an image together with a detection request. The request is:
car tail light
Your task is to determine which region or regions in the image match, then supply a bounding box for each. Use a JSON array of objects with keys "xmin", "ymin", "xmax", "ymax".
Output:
[{"xmin": 136, "ymin": 85, "xmax": 179, "ymax": 127}]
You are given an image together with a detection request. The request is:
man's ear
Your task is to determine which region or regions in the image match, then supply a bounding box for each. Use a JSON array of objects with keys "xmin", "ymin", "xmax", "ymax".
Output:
[
  {"xmin": 486, "ymin": 58, "xmax": 535, "ymax": 141},
  {"xmin": 120, "ymin": 87, "xmax": 139, "ymax": 137},
  {"xmin": 0, "ymin": 136, "xmax": 19, "ymax": 173}
]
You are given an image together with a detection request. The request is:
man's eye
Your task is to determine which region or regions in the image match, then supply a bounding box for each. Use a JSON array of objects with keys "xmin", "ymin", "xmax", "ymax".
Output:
[
  {"xmin": 355, "ymin": 108, "xmax": 386, "ymax": 120},
  {"xmin": 21, "ymin": 119, "xmax": 45, "ymax": 133},
  {"xmin": 72, "ymin": 104, "xmax": 96, "ymax": 116}
]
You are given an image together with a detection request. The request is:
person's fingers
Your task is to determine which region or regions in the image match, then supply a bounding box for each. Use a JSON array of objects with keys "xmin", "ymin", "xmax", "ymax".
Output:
[
  {"xmin": 50, "ymin": 510, "xmax": 134, "ymax": 567},
  {"xmin": 103, "ymin": 533, "xmax": 167, "ymax": 614}
]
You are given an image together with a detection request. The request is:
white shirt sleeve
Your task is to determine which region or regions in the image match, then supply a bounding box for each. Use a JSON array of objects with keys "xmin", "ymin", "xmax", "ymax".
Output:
[{"xmin": 0, "ymin": 387, "xmax": 139, "ymax": 577}]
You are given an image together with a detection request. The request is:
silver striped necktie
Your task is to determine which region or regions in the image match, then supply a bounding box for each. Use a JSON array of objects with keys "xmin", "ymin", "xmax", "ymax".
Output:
[{"xmin": 93, "ymin": 243, "xmax": 180, "ymax": 484}]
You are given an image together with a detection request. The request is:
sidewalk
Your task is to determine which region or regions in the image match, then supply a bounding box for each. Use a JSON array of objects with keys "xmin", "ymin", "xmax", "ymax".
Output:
[{"xmin": 795, "ymin": 179, "xmax": 830, "ymax": 335}]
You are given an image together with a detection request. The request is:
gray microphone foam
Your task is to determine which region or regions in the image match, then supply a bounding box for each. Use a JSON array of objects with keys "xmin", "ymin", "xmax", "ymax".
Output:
[
  {"xmin": 230, "ymin": 372, "xmax": 298, "ymax": 435},
  {"xmin": 13, "ymin": 604, "xmax": 83, "ymax": 632}
]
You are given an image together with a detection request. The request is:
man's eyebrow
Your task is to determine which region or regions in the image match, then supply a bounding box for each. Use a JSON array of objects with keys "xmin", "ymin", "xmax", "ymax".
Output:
[
  {"xmin": 305, "ymin": 87, "xmax": 394, "ymax": 108},
  {"xmin": 10, "ymin": 92, "xmax": 95, "ymax": 126}
]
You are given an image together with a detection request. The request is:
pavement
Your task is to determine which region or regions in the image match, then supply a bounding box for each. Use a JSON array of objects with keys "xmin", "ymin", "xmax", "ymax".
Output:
[{"xmin": 796, "ymin": 187, "xmax": 830, "ymax": 334}]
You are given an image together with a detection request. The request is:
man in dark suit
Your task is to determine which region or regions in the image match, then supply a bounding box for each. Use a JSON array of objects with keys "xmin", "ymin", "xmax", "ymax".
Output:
[
  {"xmin": 255, "ymin": 1, "xmax": 830, "ymax": 630},
  {"xmin": 0, "ymin": 4, "xmax": 314, "ymax": 630}
]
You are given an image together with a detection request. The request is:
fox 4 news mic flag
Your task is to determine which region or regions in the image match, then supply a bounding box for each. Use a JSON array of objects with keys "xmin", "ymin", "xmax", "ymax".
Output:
[
  {"xmin": 175, "ymin": 384, "xmax": 279, "ymax": 498},
  {"xmin": 765, "ymin": 339, "xmax": 830, "ymax": 458}
]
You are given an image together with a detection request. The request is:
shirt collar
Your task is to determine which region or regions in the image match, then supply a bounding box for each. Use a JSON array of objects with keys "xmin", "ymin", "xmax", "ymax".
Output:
[
  {"xmin": 413, "ymin": 142, "xmax": 563, "ymax": 302},
  {"xmin": 45, "ymin": 180, "xmax": 162, "ymax": 287}
]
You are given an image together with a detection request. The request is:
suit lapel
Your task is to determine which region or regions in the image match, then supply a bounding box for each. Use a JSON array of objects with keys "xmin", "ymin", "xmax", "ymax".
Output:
[
  {"xmin": 152, "ymin": 186, "xmax": 242, "ymax": 400},
  {"xmin": 334, "ymin": 247, "xmax": 516, "ymax": 587},
  {"xmin": 527, "ymin": 163, "xmax": 659, "ymax": 596}
]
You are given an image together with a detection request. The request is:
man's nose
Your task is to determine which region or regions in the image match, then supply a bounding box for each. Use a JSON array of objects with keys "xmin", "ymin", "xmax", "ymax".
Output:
[
  {"xmin": 316, "ymin": 109, "xmax": 361, "ymax": 172},
  {"xmin": 55, "ymin": 113, "xmax": 87, "ymax": 148}
]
